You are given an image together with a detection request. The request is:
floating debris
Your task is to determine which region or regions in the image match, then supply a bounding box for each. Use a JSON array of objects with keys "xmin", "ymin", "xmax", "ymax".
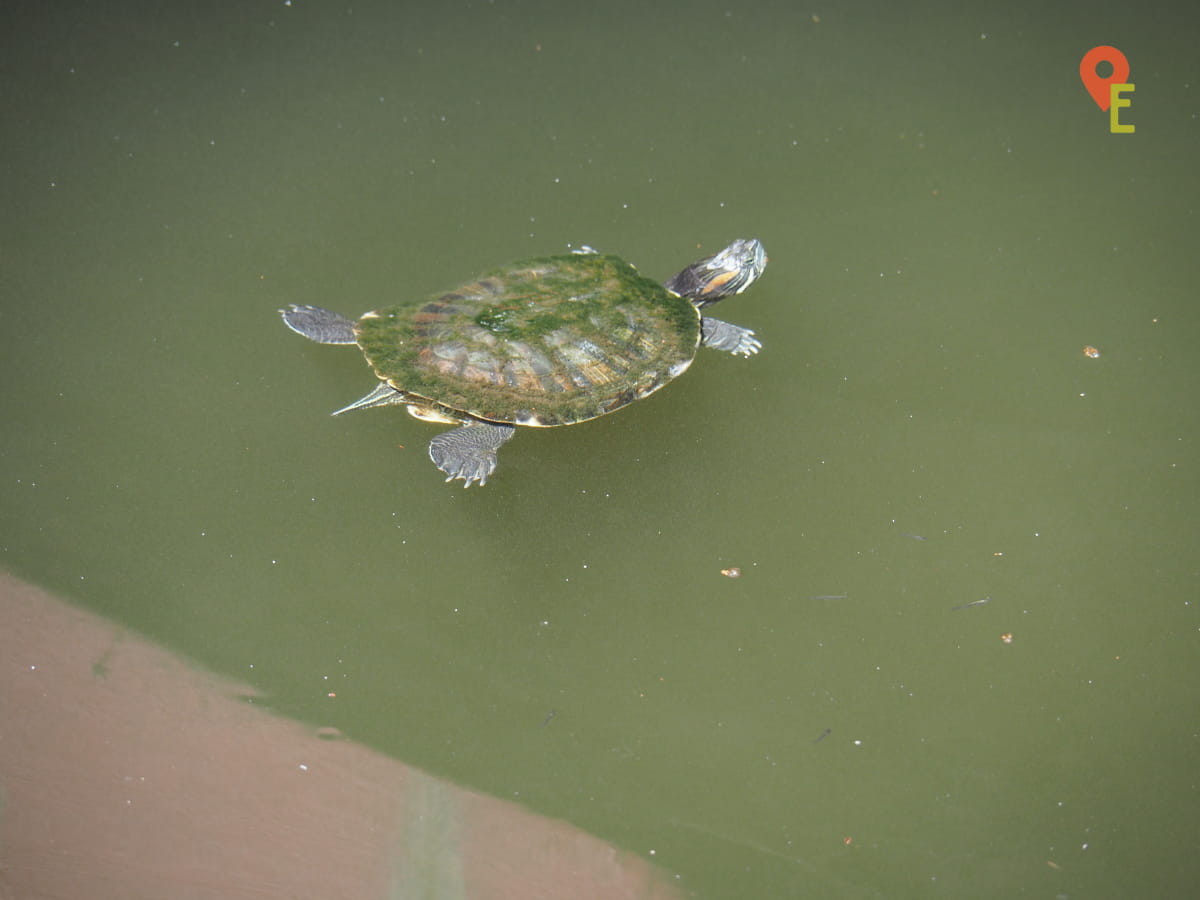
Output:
[
  {"xmin": 720, "ymin": 567, "xmax": 742, "ymax": 579},
  {"xmin": 811, "ymin": 594, "xmax": 847, "ymax": 601},
  {"xmin": 1083, "ymin": 345, "xmax": 1101, "ymax": 358},
  {"xmin": 1000, "ymin": 632, "xmax": 1014, "ymax": 644},
  {"xmin": 953, "ymin": 596, "xmax": 991, "ymax": 610}
]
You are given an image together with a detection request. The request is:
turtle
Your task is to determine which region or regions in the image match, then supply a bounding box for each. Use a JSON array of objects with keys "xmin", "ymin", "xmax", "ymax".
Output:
[{"xmin": 280, "ymin": 237, "xmax": 767, "ymax": 487}]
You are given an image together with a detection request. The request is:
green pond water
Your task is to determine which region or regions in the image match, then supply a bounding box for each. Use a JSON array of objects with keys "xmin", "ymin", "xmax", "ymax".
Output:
[{"xmin": 2, "ymin": 0, "xmax": 1198, "ymax": 896}]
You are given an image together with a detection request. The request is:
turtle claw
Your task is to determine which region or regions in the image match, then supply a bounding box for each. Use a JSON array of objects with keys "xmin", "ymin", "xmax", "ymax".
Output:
[
  {"xmin": 428, "ymin": 423, "xmax": 516, "ymax": 488},
  {"xmin": 440, "ymin": 457, "xmax": 493, "ymax": 489},
  {"xmin": 732, "ymin": 331, "xmax": 762, "ymax": 357}
]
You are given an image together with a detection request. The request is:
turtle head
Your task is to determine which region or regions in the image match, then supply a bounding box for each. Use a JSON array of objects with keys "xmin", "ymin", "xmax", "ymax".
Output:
[{"xmin": 663, "ymin": 238, "xmax": 767, "ymax": 308}]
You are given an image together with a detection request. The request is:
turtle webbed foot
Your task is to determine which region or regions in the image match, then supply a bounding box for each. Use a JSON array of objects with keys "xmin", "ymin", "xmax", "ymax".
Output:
[
  {"xmin": 280, "ymin": 305, "xmax": 358, "ymax": 345},
  {"xmin": 428, "ymin": 423, "xmax": 516, "ymax": 487},
  {"xmin": 701, "ymin": 316, "xmax": 762, "ymax": 357}
]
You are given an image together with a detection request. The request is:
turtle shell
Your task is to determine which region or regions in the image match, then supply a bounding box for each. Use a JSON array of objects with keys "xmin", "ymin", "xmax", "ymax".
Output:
[{"xmin": 354, "ymin": 253, "xmax": 701, "ymax": 427}]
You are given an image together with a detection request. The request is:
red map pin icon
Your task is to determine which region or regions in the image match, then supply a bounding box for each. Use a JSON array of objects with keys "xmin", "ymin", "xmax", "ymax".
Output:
[{"xmin": 1080, "ymin": 46, "xmax": 1130, "ymax": 111}]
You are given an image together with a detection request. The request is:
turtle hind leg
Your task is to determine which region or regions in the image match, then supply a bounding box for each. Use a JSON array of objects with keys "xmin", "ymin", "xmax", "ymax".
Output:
[
  {"xmin": 280, "ymin": 305, "xmax": 358, "ymax": 344},
  {"xmin": 428, "ymin": 423, "xmax": 516, "ymax": 487},
  {"xmin": 701, "ymin": 316, "xmax": 762, "ymax": 357}
]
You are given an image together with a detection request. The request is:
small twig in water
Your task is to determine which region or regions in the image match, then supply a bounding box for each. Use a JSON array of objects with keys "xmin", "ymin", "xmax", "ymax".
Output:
[{"xmin": 953, "ymin": 596, "xmax": 992, "ymax": 610}]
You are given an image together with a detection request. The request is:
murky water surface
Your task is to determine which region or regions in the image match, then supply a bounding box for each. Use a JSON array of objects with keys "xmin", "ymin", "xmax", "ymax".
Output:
[{"xmin": 2, "ymin": 1, "xmax": 1197, "ymax": 896}]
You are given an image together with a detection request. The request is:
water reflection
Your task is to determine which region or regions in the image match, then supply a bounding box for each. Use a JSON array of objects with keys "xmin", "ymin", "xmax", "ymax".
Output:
[{"xmin": 0, "ymin": 573, "xmax": 682, "ymax": 900}]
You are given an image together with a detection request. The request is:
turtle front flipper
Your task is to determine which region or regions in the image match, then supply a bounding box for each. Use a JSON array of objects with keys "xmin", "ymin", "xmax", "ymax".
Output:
[
  {"xmin": 280, "ymin": 305, "xmax": 358, "ymax": 345},
  {"xmin": 701, "ymin": 317, "xmax": 761, "ymax": 357},
  {"xmin": 428, "ymin": 422, "xmax": 516, "ymax": 488}
]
